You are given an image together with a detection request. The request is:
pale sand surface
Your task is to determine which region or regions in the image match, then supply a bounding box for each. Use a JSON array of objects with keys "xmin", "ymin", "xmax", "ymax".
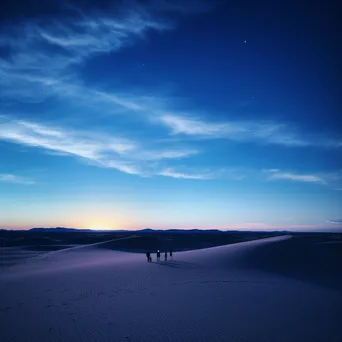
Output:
[{"xmin": 1, "ymin": 235, "xmax": 341, "ymax": 342}]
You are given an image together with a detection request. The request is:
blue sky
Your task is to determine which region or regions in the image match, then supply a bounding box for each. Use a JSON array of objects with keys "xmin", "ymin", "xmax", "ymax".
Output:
[{"xmin": 0, "ymin": 0, "xmax": 341, "ymax": 231}]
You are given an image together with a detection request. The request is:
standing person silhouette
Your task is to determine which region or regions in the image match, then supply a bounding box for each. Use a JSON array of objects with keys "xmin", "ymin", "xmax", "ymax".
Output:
[
  {"xmin": 146, "ymin": 252, "xmax": 151, "ymax": 262},
  {"xmin": 169, "ymin": 248, "xmax": 173, "ymax": 260},
  {"xmin": 157, "ymin": 250, "xmax": 160, "ymax": 262},
  {"xmin": 164, "ymin": 251, "xmax": 167, "ymax": 261}
]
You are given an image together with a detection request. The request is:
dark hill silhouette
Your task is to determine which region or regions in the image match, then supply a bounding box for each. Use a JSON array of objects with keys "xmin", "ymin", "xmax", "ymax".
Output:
[{"xmin": 30, "ymin": 227, "xmax": 92, "ymax": 232}]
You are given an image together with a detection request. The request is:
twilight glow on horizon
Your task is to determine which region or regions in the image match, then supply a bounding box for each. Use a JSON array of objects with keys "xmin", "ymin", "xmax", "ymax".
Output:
[{"xmin": 0, "ymin": 1, "xmax": 341, "ymax": 231}]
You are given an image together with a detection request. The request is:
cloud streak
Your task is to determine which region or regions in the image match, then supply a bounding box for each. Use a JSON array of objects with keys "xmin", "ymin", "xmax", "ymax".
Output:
[
  {"xmin": 158, "ymin": 168, "xmax": 212, "ymax": 180},
  {"xmin": 327, "ymin": 220, "xmax": 342, "ymax": 224},
  {"xmin": 265, "ymin": 170, "xmax": 326, "ymax": 184},
  {"xmin": 158, "ymin": 114, "xmax": 341, "ymax": 148},
  {"xmin": 0, "ymin": 1, "xmax": 174, "ymax": 103},
  {"xmin": 0, "ymin": 174, "xmax": 34, "ymax": 185},
  {"xmin": 0, "ymin": 118, "xmax": 135, "ymax": 159},
  {"xmin": 2, "ymin": 116, "xmax": 341, "ymax": 183},
  {"xmin": 0, "ymin": 117, "xmax": 200, "ymax": 177}
]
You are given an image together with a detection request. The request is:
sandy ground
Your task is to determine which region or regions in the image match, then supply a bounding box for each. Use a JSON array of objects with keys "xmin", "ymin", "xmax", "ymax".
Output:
[{"xmin": 1, "ymin": 235, "xmax": 341, "ymax": 342}]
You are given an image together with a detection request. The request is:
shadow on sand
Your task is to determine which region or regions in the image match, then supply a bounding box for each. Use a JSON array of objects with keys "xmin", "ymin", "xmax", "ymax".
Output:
[
  {"xmin": 152, "ymin": 261, "xmax": 180, "ymax": 268},
  {"xmin": 151, "ymin": 260, "xmax": 200, "ymax": 269},
  {"xmin": 241, "ymin": 237, "xmax": 342, "ymax": 292}
]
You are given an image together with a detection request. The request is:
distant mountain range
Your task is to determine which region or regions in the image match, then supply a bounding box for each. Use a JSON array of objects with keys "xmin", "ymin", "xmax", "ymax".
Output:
[
  {"xmin": 0, "ymin": 227, "xmax": 340, "ymax": 233},
  {"xmin": 28, "ymin": 227, "xmax": 225, "ymax": 233},
  {"xmin": 0, "ymin": 227, "xmax": 228, "ymax": 233},
  {"xmin": 29, "ymin": 227, "xmax": 96, "ymax": 232}
]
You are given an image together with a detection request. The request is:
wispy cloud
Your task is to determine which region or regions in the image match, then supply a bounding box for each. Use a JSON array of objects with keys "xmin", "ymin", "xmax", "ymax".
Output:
[
  {"xmin": 158, "ymin": 114, "xmax": 314, "ymax": 147},
  {"xmin": 0, "ymin": 1, "xmax": 340, "ymax": 185},
  {"xmin": 159, "ymin": 115, "xmax": 243, "ymax": 136},
  {"xmin": 2, "ymin": 116, "xmax": 341, "ymax": 183},
  {"xmin": 0, "ymin": 174, "xmax": 34, "ymax": 185},
  {"xmin": 0, "ymin": 117, "xmax": 200, "ymax": 177},
  {"xmin": 327, "ymin": 220, "xmax": 342, "ymax": 224},
  {"xmin": 136, "ymin": 149, "xmax": 199, "ymax": 161},
  {"xmin": 265, "ymin": 170, "xmax": 326, "ymax": 184},
  {"xmin": 1, "ymin": 3, "xmax": 340, "ymax": 151},
  {"xmin": 0, "ymin": 118, "xmax": 135, "ymax": 159},
  {"xmin": 0, "ymin": 2, "xmax": 175, "ymax": 103},
  {"xmin": 158, "ymin": 168, "xmax": 212, "ymax": 180}
]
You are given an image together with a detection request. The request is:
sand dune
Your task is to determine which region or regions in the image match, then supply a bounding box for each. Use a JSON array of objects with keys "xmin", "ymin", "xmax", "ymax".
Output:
[{"xmin": 1, "ymin": 235, "xmax": 341, "ymax": 342}]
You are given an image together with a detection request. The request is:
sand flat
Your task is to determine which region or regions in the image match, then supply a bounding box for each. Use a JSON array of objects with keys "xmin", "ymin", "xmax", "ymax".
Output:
[{"xmin": 1, "ymin": 235, "xmax": 341, "ymax": 342}]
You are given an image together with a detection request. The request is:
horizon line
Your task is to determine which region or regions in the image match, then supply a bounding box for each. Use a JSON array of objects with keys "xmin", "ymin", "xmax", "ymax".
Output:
[{"xmin": 1, "ymin": 227, "xmax": 341, "ymax": 233}]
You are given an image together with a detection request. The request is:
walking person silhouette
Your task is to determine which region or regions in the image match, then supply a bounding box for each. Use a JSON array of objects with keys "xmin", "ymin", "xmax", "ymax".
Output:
[{"xmin": 156, "ymin": 250, "xmax": 161, "ymax": 262}]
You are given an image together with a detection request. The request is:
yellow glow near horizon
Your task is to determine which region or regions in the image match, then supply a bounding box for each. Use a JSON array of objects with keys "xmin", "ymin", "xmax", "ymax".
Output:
[
  {"xmin": 86, "ymin": 217, "xmax": 130, "ymax": 230},
  {"xmin": 88, "ymin": 223, "xmax": 115, "ymax": 230}
]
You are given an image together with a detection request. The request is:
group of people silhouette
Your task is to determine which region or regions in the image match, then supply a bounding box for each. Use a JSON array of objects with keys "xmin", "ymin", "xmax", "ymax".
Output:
[{"xmin": 146, "ymin": 249, "xmax": 173, "ymax": 262}]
